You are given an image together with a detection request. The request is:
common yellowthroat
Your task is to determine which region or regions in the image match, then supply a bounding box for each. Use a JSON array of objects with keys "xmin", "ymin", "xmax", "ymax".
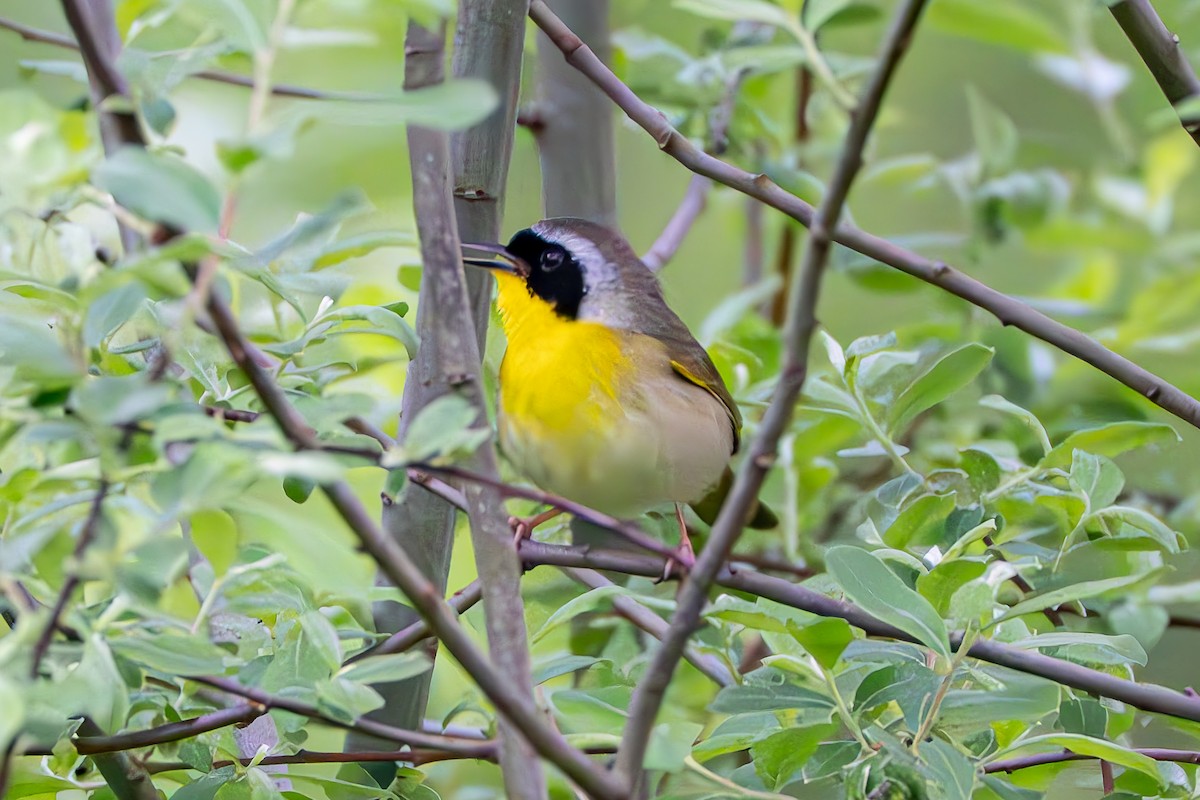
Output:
[{"xmin": 464, "ymin": 217, "xmax": 775, "ymax": 556}]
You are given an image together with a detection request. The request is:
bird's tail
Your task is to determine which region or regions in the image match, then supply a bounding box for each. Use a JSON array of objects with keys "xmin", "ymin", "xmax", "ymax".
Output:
[{"xmin": 690, "ymin": 466, "xmax": 778, "ymax": 530}]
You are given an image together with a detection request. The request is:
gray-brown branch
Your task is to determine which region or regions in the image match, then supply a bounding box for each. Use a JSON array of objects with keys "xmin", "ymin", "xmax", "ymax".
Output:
[{"xmin": 1108, "ymin": 0, "xmax": 1200, "ymax": 147}]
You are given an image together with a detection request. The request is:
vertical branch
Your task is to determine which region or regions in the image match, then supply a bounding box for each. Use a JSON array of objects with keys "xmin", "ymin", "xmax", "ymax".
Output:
[
  {"xmin": 361, "ymin": 0, "xmax": 532, "ymax": 761},
  {"xmin": 607, "ymin": 0, "xmax": 932, "ymax": 789},
  {"xmin": 534, "ymin": 0, "xmax": 617, "ymax": 224},
  {"xmin": 452, "ymin": 0, "xmax": 529, "ymax": 266},
  {"xmin": 377, "ymin": 13, "xmax": 548, "ymax": 799}
]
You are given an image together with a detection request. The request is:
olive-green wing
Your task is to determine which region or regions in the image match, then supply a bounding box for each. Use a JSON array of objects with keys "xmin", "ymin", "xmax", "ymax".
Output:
[{"xmin": 669, "ymin": 352, "xmax": 741, "ymax": 453}]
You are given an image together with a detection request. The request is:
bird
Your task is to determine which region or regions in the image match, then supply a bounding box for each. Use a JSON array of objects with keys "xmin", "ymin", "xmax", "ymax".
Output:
[{"xmin": 462, "ymin": 217, "xmax": 776, "ymax": 563}]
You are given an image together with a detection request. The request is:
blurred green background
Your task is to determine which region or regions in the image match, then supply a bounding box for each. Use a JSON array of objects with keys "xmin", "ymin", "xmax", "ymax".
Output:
[{"xmin": 4, "ymin": 1, "xmax": 1200, "ymax": 795}]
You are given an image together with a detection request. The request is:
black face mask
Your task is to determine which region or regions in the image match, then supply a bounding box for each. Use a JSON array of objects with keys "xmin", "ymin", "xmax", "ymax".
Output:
[{"xmin": 505, "ymin": 229, "xmax": 586, "ymax": 320}]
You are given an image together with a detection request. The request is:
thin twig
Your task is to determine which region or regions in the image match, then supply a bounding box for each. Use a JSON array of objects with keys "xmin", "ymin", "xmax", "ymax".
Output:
[
  {"xmin": 609, "ymin": 0, "xmax": 931, "ymax": 787},
  {"xmin": 189, "ymin": 676, "xmax": 506, "ymax": 755},
  {"xmin": 1107, "ymin": 0, "xmax": 1200, "ymax": 147},
  {"xmin": 73, "ymin": 706, "xmax": 266, "ymax": 754},
  {"xmin": 529, "ymin": 0, "xmax": 1200, "ymax": 432},
  {"xmin": 416, "ymin": 463, "xmax": 680, "ymax": 561},
  {"xmin": 0, "ymin": 15, "xmax": 377, "ymax": 102},
  {"xmin": 144, "ymin": 746, "xmax": 499, "ymax": 773},
  {"xmin": 984, "ymin": 747, "xmax": 1200, "ymax": 773},
  {"xmin": 564, "ymin": 568, "xmax": 734, "ymax": 686},
  {"xmin": 346, "ymin": 580, "xmax": 483, "ymax": 662},
  {"xmin": 30, "ymin": 479, "xmax": 109, "ymax": 677}
]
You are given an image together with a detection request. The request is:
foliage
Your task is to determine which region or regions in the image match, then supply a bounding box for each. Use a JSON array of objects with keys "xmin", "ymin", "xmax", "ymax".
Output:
[{"xmin": 1, "ymin": 0, "xmax": 1199, "ymax": 799}]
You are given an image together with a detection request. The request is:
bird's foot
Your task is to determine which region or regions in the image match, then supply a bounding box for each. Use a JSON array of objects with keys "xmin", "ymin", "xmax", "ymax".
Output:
[
  {"xmin": 508, "ymin": 508, "xmax": 564, "ymax": 546},
  {"xmin": 658, "ymin": 504, "xmax": 696, "ymax": 582}
]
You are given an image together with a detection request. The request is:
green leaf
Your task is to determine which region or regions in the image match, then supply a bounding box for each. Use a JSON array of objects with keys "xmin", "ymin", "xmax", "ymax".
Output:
[
  {"xmin": 532, "ymin": 655, "xmax": 608, "ymax": 686},
  {"xmin": 751, "ymin": 724, "xmax": 838, "ymax": 790},
  {"xmin": 710, "ymin": 680, "xmax": 836, "ymax": 714},
  {"xmin": 1070, "ymin": 451, "xmax": 1124, "ymax": 507},
  {"xmin": 0, "ymin": 673, "xmax": 25, "ymax": 752},
  {"xmin": 1087, "ymin": 506, "xmax": 1185, "ymax": 553},
  {"xmin": 992, "ymin": 572, "xmax": 1156, "ymax": 627},
  {"xmin": 965, "ymin": 87, "xmax": 1018, "ymax": 177},
  {"xmin": 1040, "ymin": 421, "xmax": 1179, "ymax": 469},
  {"xmin": 402, "ymin": 394, "xmax": 490, "ymax": 465},
  {"xmin": 854, "ymin": 663, "xmax": 940, "ymax": 730},
  {"xmin": 645, "ymin": 721, "xmax": 705, "ymax": 773},
  {"xmin": 791, "ymin": 618, "xmax": 853, "ymax": 669},
  {"xmin": 803, "ymin": 741, "xmax": 860, "ymax": 781},
  {"xmin": 1010, "ymin": 632, "xmax": 1147, "ymax": 667},
  {"xmin": 337, "ymin": 652, "xmax": 431, "ymax": 685},
  {"xmin": 803, "ymin": 0, "xmax": 879, "ymax": 31},
  {"xmin": 926, "ymin": 0, "xmax": 1070, "ymax": 54},
  {"xmin": 83, "ymin": 282, "xmax": 146, "ymax": 348},
  {"xmin": 282, "ymin": 476, "xmax": 315, "ymax": 504},
  {"xmin": 294, "ymin": 80, "xmax": 499, "ymax": 132},
  {"xmin": 1059, "ymin": 695, "xmax": 1107, "ymax": 737},
  {"xmin": 531, "ymin": 585, "xmax": 671, "ymax": 644},
  {"xmin": 826, "ymin": 546, "xmax": 951, "ymax": 660},
  {"xmin": 312, "ymin": 232, "xmax": 416, "ymax": 269},
  {"xmin": 173, "ymin": 767, "xmax": 237, "ymax": 800},
  {"xmin": 918, "ymin": 560, "xmax": 987, "ymax": 616},
  {"xmin": 93, "ymin": 146, "xmax": 222, "ymax": 233},
  {"xmin": 980, "ymin": 395, "xmax": 1051, "ymax": 454},
  {"xmin": 322, "ymin": 305, "xmax": 419, "ymax": 358},
  {"xmin": 888, "ymin": 344, "xmax": 993, "ymax": 434},
  {"xmin": 882, "ymin": 493, "xmax": 957, "ymax": 548},
  {"xmin": 987, "ymin": 734, "xmax": 1162, "ymax": 784},
  {"xmin": 922, "ymin": 738, "xmax": 977, "ymax": 800},
  {"xmin": 673, "ymin": 0, "xmax": 794, "ymax": 28},
  {"xmin": 109, "ymin": 631, "xmax": 233, "ymax": 675},
  {"xmin": 550, "ymin": 690, "xmax": 628, "ymax": 735}
]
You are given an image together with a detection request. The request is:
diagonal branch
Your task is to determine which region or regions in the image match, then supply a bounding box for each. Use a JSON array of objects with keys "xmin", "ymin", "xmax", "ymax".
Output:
[
  {"xmin": 30, "ymin": 479, "xmax": 108, "ymax": 677},
  {"xmin": 1108, "ymin": 0, "xmax": 1200, "ymax": 147},
  {"xmin": 530, "ymin": 0, "xmax": 1200, "ymax": 432},
  {"xmin": 185, "ymin": 676, "xmax": 496, "ymax": 755},
  {"xmin": 610, "ymin": 0, "xmax": 931, "ymax": 787},
  {"xmin": 73, "ymin": 706, "xmax": 265, "ymax": 755},
  {"xmin": 565, "ymin": 568, "xmax": 734, "ymax": 686}
]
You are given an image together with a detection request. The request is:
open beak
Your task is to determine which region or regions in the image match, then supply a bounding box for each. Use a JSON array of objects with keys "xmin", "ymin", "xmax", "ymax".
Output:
[{"xmin": 461, "ymin": 242, "xmax": 529, "ymax": 277}]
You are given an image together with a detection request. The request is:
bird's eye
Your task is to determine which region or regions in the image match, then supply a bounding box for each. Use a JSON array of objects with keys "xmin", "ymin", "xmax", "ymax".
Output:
[{"xmin": 541, "ymin": 249, "xmax": 564, "ymax": 272}]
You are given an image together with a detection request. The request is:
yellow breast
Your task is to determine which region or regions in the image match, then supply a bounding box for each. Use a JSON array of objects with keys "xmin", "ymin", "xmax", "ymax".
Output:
[
  {"xmin": 495, "ymin": 271, "xmax": 629, "ymax": 436},
  {"xmin": 491, "ymin": 272, "xmax": 732, "ymax": 518}
]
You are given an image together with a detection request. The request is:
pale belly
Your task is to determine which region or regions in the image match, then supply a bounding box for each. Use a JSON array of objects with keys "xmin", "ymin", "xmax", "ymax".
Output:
[{"xmin": 498, "ymin": 338, "xmax": 732, "ymax": 518}]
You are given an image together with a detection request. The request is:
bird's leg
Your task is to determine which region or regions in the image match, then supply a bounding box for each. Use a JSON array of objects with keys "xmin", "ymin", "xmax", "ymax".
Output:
[
  {"xmin": 509, "ymin": 507, "xmax": 564, "ymax": 544},
  {"xmin": 660, "ymin": 503, "xmax": 696, "ymax": 582}
]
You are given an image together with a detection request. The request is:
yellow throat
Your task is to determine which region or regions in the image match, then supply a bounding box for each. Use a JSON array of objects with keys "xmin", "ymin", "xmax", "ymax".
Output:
[{"xmin": 494, "ymin": 271, "xmax": 628, "ymax": 437}]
